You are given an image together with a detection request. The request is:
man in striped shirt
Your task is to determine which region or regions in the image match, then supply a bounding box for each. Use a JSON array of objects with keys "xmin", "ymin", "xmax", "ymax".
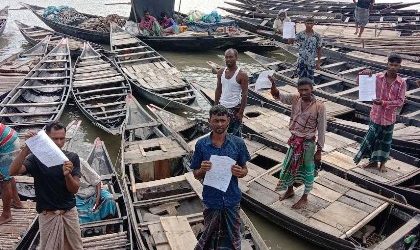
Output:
[
  {"xmin": 354, "ymin": 54, "xmax": 406, "ymax": 172},
  {"xmin": 0, "ymin": 123, "xmax": 23, "ymax": 225}
]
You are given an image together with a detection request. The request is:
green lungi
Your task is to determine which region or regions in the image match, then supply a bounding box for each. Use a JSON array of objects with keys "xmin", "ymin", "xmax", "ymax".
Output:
[
  {"xmin": 277, "ymin": 140, "xmax": 316, "ymax": 194},
  {"xmin": 354, "ymin": 121, "xmax": 394, "ymax": 165}
]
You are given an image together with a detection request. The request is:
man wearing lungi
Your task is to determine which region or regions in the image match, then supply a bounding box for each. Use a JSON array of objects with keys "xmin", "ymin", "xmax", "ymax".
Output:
[
  {"xmin": 270, "ymin": 77, "xmax": 326, "ymax": 209},
  {"xmin": 0, "ymin": 123, "xmax": 23, "ymax": 225},
  {"xmin": 354, "ymin": 54, "xmax": 406, "ymax": 172},
  {"xmin": 215, "ymin": 48, "xmax": 249, "ymax": 136},
  {"xmin": 191, "ymin": 105, "xmax": 250, "ymax": 249},
  {"xmin": 353, "ymin": 0, "xmax": 375, "ymax": 37},
  {"xmin": 10, "ymin": 122, "xmax": 83, "ymax": 249}
]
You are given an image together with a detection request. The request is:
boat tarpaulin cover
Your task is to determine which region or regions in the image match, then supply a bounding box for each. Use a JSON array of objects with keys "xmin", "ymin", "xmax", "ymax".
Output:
[{"xmin": 129, "ymin": 0, "xmax": 175, "ymax": 22}]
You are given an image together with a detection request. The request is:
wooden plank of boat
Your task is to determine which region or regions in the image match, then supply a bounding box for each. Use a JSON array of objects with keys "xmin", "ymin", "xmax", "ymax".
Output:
[
  {"xmin": 0, "ymin": 38, "xmax": 71, "ymax": 133},
  {"xmin": 160, "ymin": 216, "xmax": 198, "ymax": 249},
  {"xmin": 110, "ymin": 24, "xmax": 200, "ymax": 113}
]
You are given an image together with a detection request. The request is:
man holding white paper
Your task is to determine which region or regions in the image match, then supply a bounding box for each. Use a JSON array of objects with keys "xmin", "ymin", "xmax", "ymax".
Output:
[
  {"xmin": 354, "ymin": 54, "xmax": 406, "ymax": 172},
  {"xmin": 10, "ymin": 121, "xmax": 83, "ymax": 249},
  {"xmin": 191, "ymin": 105, "xmax": 250, "ymax": 250}
]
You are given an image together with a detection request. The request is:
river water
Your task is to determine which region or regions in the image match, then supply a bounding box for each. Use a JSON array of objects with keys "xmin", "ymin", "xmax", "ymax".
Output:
[{"xmin": 0, "ymin": 0, "xmax": 417, "ymax": 249}]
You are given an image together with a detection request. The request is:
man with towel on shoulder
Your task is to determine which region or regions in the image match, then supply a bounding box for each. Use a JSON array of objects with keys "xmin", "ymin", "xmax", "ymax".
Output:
[{"xmin": 10, "ymin": 121, "xmax": 83, "ymax": 249}]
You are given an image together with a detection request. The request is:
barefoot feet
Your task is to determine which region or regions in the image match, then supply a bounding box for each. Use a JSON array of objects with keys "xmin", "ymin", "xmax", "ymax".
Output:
[
  {"xmin": 0, "ymin": 214, "xmax": 12, "ymax": 225},
  {"xmin": 279, "ymin": 187, "xmax": 295, "ymax": 201},
  {"xmin": 292, "ymin": 195, "xmax": 308, "ymax": 209}
]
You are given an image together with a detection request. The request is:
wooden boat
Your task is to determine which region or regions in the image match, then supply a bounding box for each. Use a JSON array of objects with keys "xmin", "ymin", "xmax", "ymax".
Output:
[
  {"xmin": 221, "ymin": 6, "xmax": 420, "ymax": 23},
  {"xmin": 110, "ymin": 24, "xmax": 201, "ymax": 113},
  {"xmin": 226, "ymin": 0, "xmax": 420, "ymax": 19},
  {"xmin": 239, "ymin": 135, "xmax": 420, "ymax": 250},
  {"xmin": 249, "ymin": 48, "xmax": 420, "ymax": 127},
  {"xmin": 15, "ymin": 21, "xmax": 103, "ymax": 57},
  {"xmin": 27, "ymin": 137, "xmax": 133, "ymax": 249},
  {"xmin": 73, "ymin": 42, "xmax": 131, "ymax": 135},
  {"xmin": 195, "ymin": 83, "xmax": 420, "ymax": 207},
  {"xmin": 235, "ymin": 0, "xmax": 420, "ymax": 12},
  {"xmin": 22, "ymin": 3, "xmax": 256, "ymax": 51},
  {"xmin": 121, "ymin": 100, "xmax": 267, "ymax": 248},
  {"xmin": 0, "ymin": 36, "xmax": 50, "ymax": 99},
  {"xmin": 242, "ymin": 51, "xmax": 420, "ymax": 157},
  {"xmin": 0, "ymin": 6, "xmax": 8, "ymax": 35},
  {"xmin": 0, "ymin": 39, "xmax": 72, "ymax": 134},
  {"xmin": 145, "ymin": 87, "xmax": 420, "ymax": 249}
]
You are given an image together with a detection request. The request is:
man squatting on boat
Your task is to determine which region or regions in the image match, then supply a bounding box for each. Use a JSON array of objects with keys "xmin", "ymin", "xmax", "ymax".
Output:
[
  {"xmin": 191, "ymin": 105, "xmax": 250, "ymax": 249},
  {"xmin": 289, "ymin": 17, "xmax": 323, "ymax": 81},
  {"xmin": 215, "ymin": 48, "xmax": 249, "ymax": 136},
  {"xmin": 10, "ymin": 122, "xmax": 83, "ymax": 249},
  {"xmin": 354, "ymin": 54, "xmax": 406, "ymax": 172},
  {"xmin": 270, "ymin": 76, "xmax": 327, "ymax": 209},
  {"xmin": 0, "ymin": 123, "xmax": 24, "ymax": 225}
]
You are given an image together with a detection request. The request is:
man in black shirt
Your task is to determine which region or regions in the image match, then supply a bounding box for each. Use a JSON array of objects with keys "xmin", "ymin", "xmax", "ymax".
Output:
[{"xmin": 10, "ymin": 122, "xmax": 83, "ymax": 249}]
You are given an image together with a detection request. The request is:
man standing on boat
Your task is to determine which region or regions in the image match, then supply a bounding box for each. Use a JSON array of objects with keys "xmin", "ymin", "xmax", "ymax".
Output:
[
  {"xmin": 354, "ymin": 54, "xmax": 406, "ymax": 172},
  {"xmin": 0, "ymin": 123, "xmax": 24, "ymax": 225},
  {"xmin": 269, "ymin": 77, "xmax": 326, "ymax": 209},
  {"xmin": 191, "ymin": 105, "xmax": 249, "ymax": 249},
  {"xmin": 273, "ymin": 10, "xmax": 291, "ymax": 35},
  {"xmin": 10, "ymin": 122, "xmax": 83, "ymax": 249},
  {"xmin": 353, "ymin": 0, "xmax": 374, "ymax": 37},
  {"xmin": 289, "ymin": 17, "xmax": 323, "ymax": 81},
  {"xmin": 215, "ymin": 48, "xmax": 249, "ymax": 136}
]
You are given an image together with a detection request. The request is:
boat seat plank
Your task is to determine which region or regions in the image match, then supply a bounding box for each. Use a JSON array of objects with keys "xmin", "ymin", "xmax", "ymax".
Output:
[
  {"xmin": 113, "ymin": 46, "xmax": 147, "ymax": 52},
  {"xmin": 384, "ymin": 159, "xmax": 418, "ymax": 174},
  {"xmin": 337, "ymin": 196, "xmax": 376, "ymax": 213},
  {"xmin": 74, "ymin": 76, "xmax": 125, "ymax": 87},
  {"xmin": 90, "ymin": 108, "xmax": 127, "ymax": 116},
  {"xmin": 112, "ymin": 38, "xmax": 139, "ymax": 46},
  {"xmin": 322, "ymin": 61, "xmax": 347, "ymax": 69},
  {"xmin": 78, "ymin": 60, "xmax": 109, "ymax": 67},
  {"xmin": 75, "ymin": 86, "xmax": 129, "ymax": 95},
  {"xmin": 344, "ymin": 189, "xmax": 384, "ymax": 208},
  {"xmin": 374, "ymin": 215, "xmax": 420, "ymax": 250},
  {"xmin": 255, "ymin": 147, "xmax": 283, "ymax": 163},
  {"xmin": 75, "ymin": 73, "xmax": 121, "ymax": 82},
  {"xmin": 160, "ymin": 89, "xmax": 193, "ymax": 96},
  {"xmin": 0, "ymin": 111, "xmax": 57, "ymax": 117},
  {"xmin": 244, "ymin": 139, "xmax": 266, "ymax": 155},
  {"xmin": 84, "ymin": 101, "xmax": 126, "ymax": 109},
  {"xmin": 405, "ymin": 109, "xmax": 420, "ymax": 118},
  {"xmin": 18, "ymin": 84, "xmax": 68, "ymax": 89},
  {"xmin": 314, "ymin": 80, "xmax": 342, "ymax": 89},
  {"xmin": 311, "ymin": 201, "xmax": 369, "ymax": 232},
  {"xmin": 118, "ymin": 56, "xmax": 163, "ymax": 64},
  {"xmin": 81, "ymin": 55, "xmax": 101, "ymax": 60},
  {"xmin": 315, "ymin": 175, "xmax": 350, "ymax": 194},
  {"xmin": 0, "ymin": 102, "xmax": 61, "ymax": 107},
  {"xmin": 160, "ymin": 216, "xmax": 198, "ymax": 249},
  {"xmin": 42, "ymin": 59, "xmax": 68, "ymax": 63},
  {"xmin": 35, "ymin": 68, "xmax": 67, "ymax": 72},
  {"xmin": 124, "ymin": 149, "xmax": 187, "ymax": 165},
  {"xmin": 311, "ymin": 182, "xmax": 342, "ymax": 203},
  {"xmin": 78, "ymin": 93, "xmax": 127, "ymax": 102},
  {"xmin": 270, "ymin": 200, "xmax": 309, "ymax": 223},
  {"xmin": 338, "ymin": 66, "xmax": 366, "ymax": 75},
  {"xmin": 116, "ymin": 51, "xmax": 155, "ymax": 58},
  {"xmin": 95, "ymin": 113, "xmax": 126, "ymax": 121},
  {"xmin": 248, "ymin": 182, "xmax": 279, "ymax": 206},
  {"xmin": 134, "ymin": 175, "xmax": 186, "ymax": 191},
  {"xmin": 25, "ymin": 76, "xmax": 68, "ymax": 80},
  {"xmin": 335, "ymin": 86, "xmax": 359, "ymax": 96}
]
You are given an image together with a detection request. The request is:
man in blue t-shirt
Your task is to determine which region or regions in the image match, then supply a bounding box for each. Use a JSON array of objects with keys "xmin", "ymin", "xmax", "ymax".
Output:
[{"xmin": 191, "ymin": 105, "xmax": 250, "ymax": 250}]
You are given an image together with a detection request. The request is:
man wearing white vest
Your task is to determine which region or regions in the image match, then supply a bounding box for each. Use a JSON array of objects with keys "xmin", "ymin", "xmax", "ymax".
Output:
[{"xmin": 214, "ymin": 48, "xmax": 249, "ymax": 136}]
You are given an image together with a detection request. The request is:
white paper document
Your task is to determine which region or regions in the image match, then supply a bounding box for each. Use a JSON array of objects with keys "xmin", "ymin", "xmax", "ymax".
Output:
[
  {"xmin": 25, "ymin": 130, "xmax": 69, "ymax": 167},
  {"xmin": 282, "ymin": 22, "xmax": 296, "ymax": 39},
  {"xmin": 203, "ymin": 155, "xmax": 236, "ymax": 192},
  {"xmin": 255, "ymin": 70, "xmax": 275, "ymax": 91},
  {"xmin": 358, "ymin": 75, "xmax": 377, "ymax": 101}
]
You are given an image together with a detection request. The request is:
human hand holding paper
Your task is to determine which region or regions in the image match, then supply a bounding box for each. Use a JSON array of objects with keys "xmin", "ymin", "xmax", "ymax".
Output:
[
  {"xmin": 25, "ymin": 130, "xmax": 69, "ymax": 167},
  {"xmin": 203, "ymin": 155, "xmax": 235, "ymax": 192},
  {"xmin": 358, "ymin": 75, "xmax": 377, "ymax": 102}
]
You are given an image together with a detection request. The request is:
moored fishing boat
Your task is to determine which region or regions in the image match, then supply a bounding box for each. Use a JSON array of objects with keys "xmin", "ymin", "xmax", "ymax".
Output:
[
  {"xmin": 73, "ymin": 42, "xmax": 131, "ymax": 135},
  {"xmin": 27, "ymin": 137, "xmax": 133, "ymax": 249},
  {"xmin": 148, "ymin": 87, "xmax": 420, "ymax": 249},
  {"xmin": 110, "ymin": 24, "xmax": 201, "ymax": 113},
  {"xmin": 0, "ymin": 36, "xmax": 50, "ymax": 99},
  {"xmin": 0, "ymin": 39, "xmax": 72, "ymax": 134},
  {"xmin": 15, "ymin": 21, "xmax": 104, "ymax": 57},
  {"xmin": 0, "ymin": 6, "xmax": 8, "ymax": 36},
  {"xmin": 194, "ymin": 83, "xmax": 420, "ymax": 207}
]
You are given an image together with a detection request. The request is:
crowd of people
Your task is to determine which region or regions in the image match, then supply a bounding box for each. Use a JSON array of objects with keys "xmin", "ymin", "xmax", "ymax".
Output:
[{"xmin": 0, "ymin": 12, "xmax": 407, "ymax": 249}]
